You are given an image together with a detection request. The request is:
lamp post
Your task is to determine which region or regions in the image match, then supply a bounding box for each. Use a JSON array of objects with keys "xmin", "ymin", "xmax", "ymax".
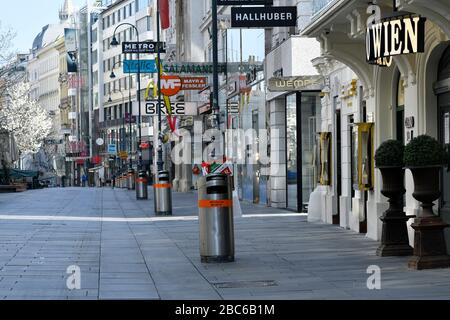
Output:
[
  {"xmin": 110, "ymin": 60, "xmax": 133, "ymax": 170},
  {"xmin": 110, "ymin": 23, "xmax": 143, "ymax": 171},
  {"xmin": 156, "ymin": 0, "xmax": 164, "ymax": 173}
]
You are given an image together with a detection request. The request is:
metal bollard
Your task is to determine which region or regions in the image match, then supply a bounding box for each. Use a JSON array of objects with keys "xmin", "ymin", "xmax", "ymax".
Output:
[
  {"xmin": 154, "ymin": 171, "xmax": 172, "ymax": 216},
  {"xmin": 136, "ymin": 170, "xmax": 148, "ymax": 200},
  {"xmin": 198, "ymin": 173, "xmax": 235, "ymax": 263},
  {"xmin": 127, "ymin": 169, "xmax": 136, "ymax": 191}
]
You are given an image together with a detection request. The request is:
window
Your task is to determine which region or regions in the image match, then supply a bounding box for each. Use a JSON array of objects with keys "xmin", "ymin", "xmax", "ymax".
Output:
[
  {"xmin": 112, "ymin": 12, "xmax": 115, "ymax": 25},
  {"xmin": 123, "ymin": 7, "xmax": 127, "ymax": 19},
  {"xmin": 118, "ymin": 9, "xmax": 121, "ymax": 22},
  {"xmin": 107, "ymin": 15, "xmax": 110, "ymax": 28},
  {"xmin": 129, "ymin": 3, "xmax": 132, "ymax": 16},
  {"xmin": 137, "ymin": 16, "xmax": 152, "ymax": 33}
]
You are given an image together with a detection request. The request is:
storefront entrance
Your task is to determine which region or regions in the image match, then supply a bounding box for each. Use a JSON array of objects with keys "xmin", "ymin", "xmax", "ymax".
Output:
[
  {"xmin": 286, "ymin": 92, "xmax": 321, "ymax": 212},
  {"xmin": 438, "ymin": 46, "xmax": 450, "ymax": 218}
]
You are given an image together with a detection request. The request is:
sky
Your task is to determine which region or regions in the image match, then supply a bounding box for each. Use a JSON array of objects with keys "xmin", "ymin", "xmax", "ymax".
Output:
[
  {"xmin": 0, "ymin": 0, "xmax": 265, "ymax": 61},
  {"xmin": 0, "ymin": 0, "xmax": 87, "ymax": 53}
]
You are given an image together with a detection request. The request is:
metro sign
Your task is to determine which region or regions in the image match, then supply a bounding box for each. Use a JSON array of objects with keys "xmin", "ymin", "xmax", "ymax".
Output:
[{"xmin": 160, "ymin": 75, "xmax": 182, "ymax": 96}]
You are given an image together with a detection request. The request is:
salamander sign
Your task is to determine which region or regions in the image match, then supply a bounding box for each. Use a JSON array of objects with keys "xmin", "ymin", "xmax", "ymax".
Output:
[
  {"xmin": 231, "ymin": 6, "xmax": 297, "ymax": 28},
  {"xmin": 366, "ymin": 14, "xmax": 426, "ymax": 67}
]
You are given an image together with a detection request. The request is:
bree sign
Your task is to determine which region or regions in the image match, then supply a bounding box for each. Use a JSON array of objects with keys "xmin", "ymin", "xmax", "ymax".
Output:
[
  {"xmin": 231, "ymin": 6, "xmax": 297, "ymax": 28},
  {"xmin": 366, "ymin": 15, "xmax": 426, "ymax": 67},
  {"xmin": 122, "ymin": 42, "xmax": 166, "ymax": 54},
  {"xmin": 217, "ymin": 0, "xmax": 273, "ymax": 5},
  {"xmin": 140, "ymin": 101, "xmax": 199, "ymax": 116}
]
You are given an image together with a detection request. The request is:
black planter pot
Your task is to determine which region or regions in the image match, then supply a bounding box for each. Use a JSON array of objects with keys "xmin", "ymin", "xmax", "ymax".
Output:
[
  {"xmin": 409, "ymin": 166, "xmax": 441, "ymax": 218},
  {"xmin": 407, "ymin": 165, "xmax": 450, "ymax": 270},
  {"xmin": 376, "ymin": 166, "xmax": 413, "ymax": 257}
]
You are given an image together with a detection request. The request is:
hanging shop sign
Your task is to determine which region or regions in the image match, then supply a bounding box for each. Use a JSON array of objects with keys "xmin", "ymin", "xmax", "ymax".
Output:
[
  {"xmin": 64, "ymin": 28, "xmax": 77, "ymax": 53},
  {"xmin": 136, "ymin": 101, "xmax": 199, "ymax": 116},
  {"xmin": 160, "ymin": 75, "xmax": 182, "ymax": 96},
  {"xmin": 199, "ymin": 102, "xmax": 212, "ymax": 115},
  {"xmin": 122, "ymin": 42, "xmax": 166, "ymax": 54},
  {"xmin": 366, "ymin": 15, "xmax": 426, "ymax": 67},
  {"xmin": 268, "ymin": 76, "xmax": 325, "ymax": 92},
  {"xmin": 231, "ymin": 6, "xmax": 297, "ymax": 28},
  {"xmin": 162, "ymin": 62, "xmax": 263, "ymax": 74},
  {"xmin": 123, "ymin": 60, "xmax": 158, "ymax": 73},
  {"xmin": 218, "ymin": 0, "xmax": 273, "ymax": 5},
  {"xmin": 180, "ymin": 77, "xmax": 208, "ymax": 91}
]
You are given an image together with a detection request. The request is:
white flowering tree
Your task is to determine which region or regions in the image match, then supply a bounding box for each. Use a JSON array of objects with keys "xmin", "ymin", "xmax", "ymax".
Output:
[{"xmin": 0, "ymin": 82, "xmax": 52, "ymax": 155}]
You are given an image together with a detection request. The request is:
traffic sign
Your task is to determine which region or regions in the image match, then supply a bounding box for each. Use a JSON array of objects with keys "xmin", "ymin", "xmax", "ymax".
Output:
[
  {"xmin": 108, "ymin": 144, "xmax": 117, "ymax": 155},
  {"xmin": 123, "ymin": 60, "xmax": 158, "ymax": 73}
]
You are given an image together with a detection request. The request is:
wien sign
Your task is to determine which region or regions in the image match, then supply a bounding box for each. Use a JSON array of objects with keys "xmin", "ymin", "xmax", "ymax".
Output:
[{"xmin": 366, "ymin": 15, "xmax": 426, "ymax": 67}]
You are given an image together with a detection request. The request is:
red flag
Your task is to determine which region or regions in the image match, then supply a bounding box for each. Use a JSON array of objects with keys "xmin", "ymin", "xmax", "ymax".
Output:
[{"xmin": 160, "ymin": 0, "xmax": 170, "ymax": 30}]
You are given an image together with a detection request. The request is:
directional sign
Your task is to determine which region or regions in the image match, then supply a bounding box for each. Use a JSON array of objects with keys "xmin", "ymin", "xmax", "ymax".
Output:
[
  {"xmin": 136, "ymin": 101, "xmax": 199, "ymax": 116},
  {"xmin": 122, "ymin": 42, "xmax": 166, "ymax": 54},
  {"xmin": 231, "ymin": 6, "xmax": 297, "ymax": 28},
  {"xmin": 123, "ymin": 60, "xmax": 158, "ymax": 73},
  {"xmin": 218, "ymin": 0, "xmax": 273, "ymax": 5}
]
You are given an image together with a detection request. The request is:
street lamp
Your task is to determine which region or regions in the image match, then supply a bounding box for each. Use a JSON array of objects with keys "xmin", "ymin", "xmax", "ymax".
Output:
[
  {"xmin": 110, "ymin": 23, "xmax": 143, "ymax": 171},
  {"xmin": 110, "ymin": 60, "xmax": 133, "ymax": 170}
]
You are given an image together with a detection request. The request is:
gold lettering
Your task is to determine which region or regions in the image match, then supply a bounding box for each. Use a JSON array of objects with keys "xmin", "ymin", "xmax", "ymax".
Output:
[
  {"xmin": 403, "ymin": 17, "xmax": 420, "ymax": 54},
  {"xmin": 390, "ymin": 19, "xmax": 402, "ymax": 55}
]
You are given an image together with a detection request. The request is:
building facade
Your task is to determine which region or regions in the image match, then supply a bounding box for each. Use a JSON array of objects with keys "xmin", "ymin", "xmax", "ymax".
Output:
[{"xmin": 300, "ymin": 0, "xmax": 450, "ymax": 251}]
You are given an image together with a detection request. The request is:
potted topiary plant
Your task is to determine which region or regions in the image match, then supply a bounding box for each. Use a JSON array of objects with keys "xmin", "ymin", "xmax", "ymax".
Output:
[
  {"xmin": 404, "ymin": 135, "xmax": 448, "ymax": 217},
  {"xmin": 374, "ymin": 140, "xmax": 412, "ymax": 257},
  {"xmin": 404, "ymin": 135, "xmax": 450, "ymax": 270}
]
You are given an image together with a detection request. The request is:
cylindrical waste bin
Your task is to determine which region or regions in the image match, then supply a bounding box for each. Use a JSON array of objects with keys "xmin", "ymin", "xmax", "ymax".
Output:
[
  {"xmin": 136, "ymin": 170, "xmax": 148, "ymax": 200},
  {"xmin": 154, "ymin": 171, "xmax": 172, "ymax": 216},
  {"xmin": 198, "ymin": 173, "xmax": 235, "ymax": 263},
  {"xmin": 127, "ymin": 169, "xmax": 136, "ymax": 191}
]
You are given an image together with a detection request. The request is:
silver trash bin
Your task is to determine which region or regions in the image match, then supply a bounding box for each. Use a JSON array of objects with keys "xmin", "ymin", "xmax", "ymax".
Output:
[
  {"xmin": 198, "ymin": 173, "xmax": 235, "ymax": 263},
  {"xmin": 128, "ymin": 169, "xmax": 136, "ymax": 191},
  {"xmin": 136, "ymin": 170, "xmax": 148, "ymax": 200},
  {"xmin": 155, "ymin": 171, "xmax": 172, "ymax": 216}
]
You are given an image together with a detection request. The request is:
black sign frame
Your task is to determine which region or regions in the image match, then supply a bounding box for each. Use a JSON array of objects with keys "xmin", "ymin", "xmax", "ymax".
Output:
[
  {"xmin": 217, "ymin": 0, "xmax": 273, "ymax": 5},
  {"xmin": 231, "ymin": 6, "xmax": 297, "ymax": 28},
  {"xmin": 122, "ymin": 42, "xmax": 166, "ymax": 54}
]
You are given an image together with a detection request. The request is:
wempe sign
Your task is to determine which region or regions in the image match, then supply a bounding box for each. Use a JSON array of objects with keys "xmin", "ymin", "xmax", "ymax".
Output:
[{"xmin": 231, "ymin": 6, "xmax": 297, "ymax": 28}]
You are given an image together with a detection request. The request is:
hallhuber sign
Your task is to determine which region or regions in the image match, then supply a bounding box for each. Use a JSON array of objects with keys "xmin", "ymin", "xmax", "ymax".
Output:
[
  {"xmin": 366, "ymin": 15, "xmax": 426, "ymax": 67},
  {"xmin": 231, "ymin": 6, "xmax": 297, "ymax": 28},
  {"xmin": 268, "ymin": 76, "xmax": 325, "ymax": 92}
]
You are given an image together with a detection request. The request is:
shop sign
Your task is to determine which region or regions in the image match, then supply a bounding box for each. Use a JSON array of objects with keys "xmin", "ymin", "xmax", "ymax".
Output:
[
  {"xmin": 122, "ymin": 42, "xmax": 166, "ymax": 54},
  {"xmin": 123, "ymin": 60, "xmax": 158, "ymax": 73},
  {"xmin": 180, "ymin": 77, "xmax": 208, "ymax": 91},
  {"xmin": 160, "ymin": 75, "xmax": 182, "ymax": 96},
  {"xmin": 218, "ymin": 0, "xmax": 273, "ymax": 5},
  {"xmin": 139, "ymin": 101, "xmax": 198, "ymax": 116},
  {"xmin": 162, "ymin": 62, "xmax": 263, "ymax": 74},
  {"xmin": 231, "ymin": 6, "xmax": 297, "ymax": 28},
  {"xmin": 268, "ymin": 76, "xmax": 325, "ymax": 92},
  {"xmin": 366, "ymin": 15, "xmax": 426, "ymax": 67}
]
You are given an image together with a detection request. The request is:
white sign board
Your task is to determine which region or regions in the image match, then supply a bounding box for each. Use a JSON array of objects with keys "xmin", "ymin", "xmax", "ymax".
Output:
[{"xmin": 134, "ymin": 101, "xmax": 198, "ymax": 117}]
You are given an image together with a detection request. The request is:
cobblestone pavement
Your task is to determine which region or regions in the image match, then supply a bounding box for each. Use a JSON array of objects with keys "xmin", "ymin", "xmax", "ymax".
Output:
[{"xmin": 0, "ymin": 187, "xmax": 448, "ymax": 300}]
